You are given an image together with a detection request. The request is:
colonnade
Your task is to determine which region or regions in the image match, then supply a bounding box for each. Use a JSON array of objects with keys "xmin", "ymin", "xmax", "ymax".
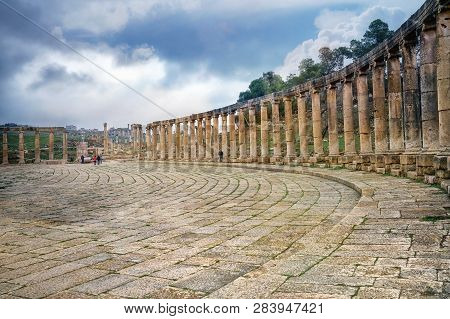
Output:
[
  {"xmin": 1, "ymin": 127, "xmax": 68, "ymax": 164},
  {"xmin": 133, "ymin": 1, "xmax": 449, "ymax": 184}
]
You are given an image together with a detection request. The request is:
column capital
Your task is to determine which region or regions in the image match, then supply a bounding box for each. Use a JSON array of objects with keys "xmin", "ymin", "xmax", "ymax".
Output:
[
  {"xmin": 260, "ymin": 100, "xmax": 270, "ymax": 107},
  {"xmin": 282, "ymin": 95, "xmax": 293, "ymax": 103},
  {"xmin": 341, "ymin": 73, "xmax": 354, "ymax": 83},
  {"xmin": 401, "ymin": 32, "xmax": 418, "ymax": 48},
  {"xmin": 370, "ymin": 57, "xmax": 386, "ymax": 69},
  {"xmin": 189, "ymin": 115, "xmax": 196, "ymax": 122},
  {"xmin": 422, "ymin": 17, "xmax": 436, "ymax": 31},
  {"xmin": 386, "ymin": 46, "xmax": 401, "ymax": 59},
  {"xmin": 212, "ymin": 112, "xmax": 220, "ymax": 118},
  {"xmin": 295, "ymin": 90, "xmax": 308, "ymax": 98},
  {"xmin": 357, "ymin": 67, "xmax": 369, "ymax": 77},
  {"xmin": 310, "ymin": 86, "xmax": 322, "ymax": 94},
  {"xmin": 196, "ymin": 114, "xmax": 203, "ymax": 121},
  {"xmin": 327, "ymin": 81, "xmax": 338, "ymax": 90}
]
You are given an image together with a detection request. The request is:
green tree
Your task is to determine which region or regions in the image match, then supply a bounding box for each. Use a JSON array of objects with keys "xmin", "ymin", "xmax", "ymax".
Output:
[
  {"xmin": 238, "ymin": 71, "xmax": 286, "ymax": 102},
  {"xmin": 349, "ymin": 19, "xmax": 394, "ymax": 59}
]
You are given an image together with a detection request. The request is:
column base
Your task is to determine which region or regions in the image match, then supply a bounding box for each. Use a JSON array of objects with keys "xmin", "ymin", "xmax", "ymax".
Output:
[{"xmin": 259, "ymin": 156, "xmax": 270, "ymax": 164}]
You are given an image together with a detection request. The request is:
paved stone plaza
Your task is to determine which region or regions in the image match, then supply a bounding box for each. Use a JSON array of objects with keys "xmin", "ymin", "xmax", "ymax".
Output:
[{"xmin": 0, "ymin": 162, "xmax": 448, "ymax": 299}]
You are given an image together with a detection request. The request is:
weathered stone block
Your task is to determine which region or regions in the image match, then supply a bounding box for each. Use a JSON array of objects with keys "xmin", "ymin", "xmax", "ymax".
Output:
[
  {"xmin": 384, "ymin": 155, "xmax": 400, "ymax": 165},
  {"xmin": 433, "ymin": 156, "xmax": 448, "ymax": 170},
  {"xmin": 391, "ymin": 169, "xmax": 401, "ymax": 177},
  {"xmin": 400, "ymin": 155, "xmax": 416, "ymax": 165},
  {"xmin": 376, "ymin": 168, "xmax": 386, "ymax": 174},
  {"xmin": 416, "ymin": 154, "xmax": 434, "ymax": 167},
  {"xmin": 424, "ymin": 175, "xmax": 436, "ymax": 184}
]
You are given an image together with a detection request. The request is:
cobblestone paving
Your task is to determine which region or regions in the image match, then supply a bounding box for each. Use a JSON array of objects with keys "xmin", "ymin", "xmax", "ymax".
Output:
[{"xmin": 0, "ymin": 161, "xmax": 448, "ymax": 299}]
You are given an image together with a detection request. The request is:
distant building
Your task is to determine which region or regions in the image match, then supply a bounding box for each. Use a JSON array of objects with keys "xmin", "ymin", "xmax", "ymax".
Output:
[{"xmin": 66, "ymin": 125, "xmax": 77, "ymax": 131}]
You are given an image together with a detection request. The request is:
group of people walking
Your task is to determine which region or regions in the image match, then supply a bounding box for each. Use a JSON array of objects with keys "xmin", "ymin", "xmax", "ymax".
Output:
[{"xmin": 80, "ymin": 154, "xmax": 102, "ymax": 165}]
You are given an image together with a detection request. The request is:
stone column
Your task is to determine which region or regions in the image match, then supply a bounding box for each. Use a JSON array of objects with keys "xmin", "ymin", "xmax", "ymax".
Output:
[
  {"xmin": 297, "ymin": 92, "xmax": 308, "ymax": 158},
  {"xmin": 205, "ymin": 114, "xmax": 212, "ymax": 160},
  {"xmin": 372, "ymin": 59, "xmax": 389, "ymax": 153},
  {"xmin": 197, "ymin": 115, "xmax": 204, "ymax": 160},
  {"xmin": 357, "ymin": 69, "xmax": 372, "ymax": 154},
  {"xmin": 229, "ymin": 112, "xmax": 236, "ymax": 160},
  {"xmin": 437, "ymin": 2, "xmax": 450, "ymax": 150},
  {"xmin": 167, "ymin": 122, "xmax": 174, "ymax": 160},
  {"xmin": 249, "ymin": 106, "xmax": 257, "ymax": 161},
  {"xmin": 152, "ymin": 124, "xmax": 158, "ymax": 160},
  {"xmin": 420, "ymin": 21, "xmax": 439, "ymax": 150},
  {"xmin": 221, "ymin": 113, "xmax": 228, "ymax": 160},
  {"xmin": 18, "ymin": 128, "xmax": 25, "ymax": 164},
  {"xmin": 137, "ymin": 124, "xmax": 143, "ymax": 160},
  {"xmin": 175, "ymin": 120, "xmax": 181, "ymax": 160},
  {"xmin": 146, "ymin": 125, "xmax": 151, "ymax": 159},
  {"xmin": 342, "ymin": 76, "xmax": 356, "ymax": 155},
  {"xmin": 2, "ymin": 130, "xmax": 7, "ymax": 165},
  {"xmin": 160, "ymin": 123, "xmax": 166, "ymax": 160},
  {"xmin": 190, "ymin": 117, "xmax": 196, "ymax": 160},
  {"xmin": 183, "ymin": 119, "xmax": 190, "ymax": 160},
  {"xmin": 387, "ymin": 49, "xmax": 404, "ymax": 152},
  {"xmin": 327, "ymin": 83, "xmax": 339, "ymax": 156},
  {"xmin": 272, "ymin": 99, "xmax": 282, "ymax": 160},
  {"xmin": 132, "ymin": 124, "xmax": 136, "ymax": 155},
  {"xmin": 63, "ymin": 131, "xmax": 68, "ymax": 163},
  {"xmin": 103, "ymin": 122, "xmax": 108, "ymax": 154},
  {"xmin": 311, "ymin": 88, "xmax": 324, "ymax": 156},
  {"xmin": 212, "ymin": 114, "xmax": 219, "ymax": 160},
  {"xmin": 402, "ymin": 38, "xmax": 421, "ymax": 151},
  {"xmin": 283, "ymin": 96, "xmax": 295, "ymax": 160},
  {"xmin": 260, "ymin": 101, "xmax": 269, "ymax": 162},
  {"xmin": 238, "ymin": 108, "xmax": 246, "ymax": 160},
  {"xmin": 34, "ymin": 129, "xmax": 40, "ymax": 163},
  {"xmin": 49, "ymin": 128, "xmax": 54, "ymax": 160}
]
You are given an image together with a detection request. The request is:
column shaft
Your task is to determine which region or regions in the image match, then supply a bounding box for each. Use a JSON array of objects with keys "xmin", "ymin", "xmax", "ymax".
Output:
[
  {"xmin": 420, "ymin": 23, "xmax": 439, "ymax": 150},
  {"xmin": 357, "ymin": 71, "xmax": 372, "ymax": 154},
  {"xmin": 35, "ymin": 129, "xmax": 40, "ymax": 163},
  {"xmin": 152, "ymin": 125, "xmax": 158, "ymax": 160},
  {"xmin": 311, "ymin": 89, "xmax": 324, "ymax": 156},
  {"xmin": 146, "ymin": 126, "xmax": 151, "ymax": 159},
  {"xmin": 221, "ymin": 114, "xmax": 228, "ymax": 160},
  {"xmin": 327, "ymin": 84, "xmax": 339, "ymax": 156},
  {"xmin": 272, "ymin": 100, "xmax": 282, "ymax": 158},
  {"xmin": 160, "ymin": 124, "xmax": 166, "ymax": 160},
  {"xmin": 63, "ymin": 131, "xmax": 68, "ymax": 162},
  {"xmin": 284, "ymin": 97, "xmax": 295, "ymax": 159},
  {"xmin": 343, "ymin": 79, "xmax": 356, "ymax": 155},
  {"xmin": 437, "ymin": 4, "xmax": 450, "ymax": 149},
  {"xmin": 190, "ymin": 119, "xmax": 196, "ymax": 160},
  {"xmin": 183, "ymin": 120, "xmax": 190, "ymax": 160},
  {"xmin": 167, "ymin": 123, "xmax": 174, "ymax": 160},
  {"xmin": 176, "ymin": 121, "xmax": 181, "ymax": 159},
  {"xmin": 249, "ymin": 107, "xmax": 257, "ymax": 160},
  {"xmin": 212, "ymin": 115, "xmax": 219, "ymax": 160},
  {"xmin": 103, "ymin": 123, "xmax": 108, "ymax": 154},
  {"xmin": 372, "ymin": 60, "xmax": 389, "ymax": 153},
  {"xmin": 205, "ymin": 116, "xmax": 212, "ymax": 160},
  {"xmin": 297, "ymin": 94, "xmax": 308, "ymax": 157},
  {"xmin": 2, "ymin": 130, "xmax": 7, "ymax": 165},
  {"xmin": 18, "ymin": 129, "xmax": 25, "ymax": 164},
  {"xmin": 387, "ymin": 52, "xmax": 404, "ymax": 151},
  {"xmin": 49, "ymin": 128, "xmax": 54, "ymax": 160},
  {"xmin": 260, "ymin": 102, "xmax": 269, "ymax": 160},
  {"xmin": 238, "ymin": 109, "xmax": 246, "ymax": 160},
  {"xmin": 402, "ymin": 40, "xmax": 421, "ymax": 150},
  {"xmin": 197, "ymin": 117, "xmax": 204, "ymax": 160},
  {"xmin": 229, "ymin": 112, "xmax": 236, "ymax": 160}
]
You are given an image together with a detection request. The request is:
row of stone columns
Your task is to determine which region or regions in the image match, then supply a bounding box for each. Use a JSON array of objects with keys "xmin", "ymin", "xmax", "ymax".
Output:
[
  {"xmin": 1, "ymin": 128, "xmax": 67, "ymax": 165},
  {"xmin": 139, "ymin": 5, "xmax": 448, "ymax": 181}
]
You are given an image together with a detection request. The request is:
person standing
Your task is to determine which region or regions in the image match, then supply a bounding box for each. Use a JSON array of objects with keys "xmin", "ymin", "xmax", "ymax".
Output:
[{"xmin": 81, "ymin": 154, "xmax": 84, "ymax": 164}]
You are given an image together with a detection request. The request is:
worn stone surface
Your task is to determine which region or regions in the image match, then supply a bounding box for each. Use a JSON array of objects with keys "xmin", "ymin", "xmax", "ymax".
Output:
[{"xmin": 0, "ymin": 161, "xmax": 448, "ymax": 299}]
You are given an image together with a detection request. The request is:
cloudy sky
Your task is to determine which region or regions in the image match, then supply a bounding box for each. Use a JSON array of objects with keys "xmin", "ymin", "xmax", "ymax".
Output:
[{"xmin": 0, "ymin": 0, "xmax": 424, "ymax": 129}]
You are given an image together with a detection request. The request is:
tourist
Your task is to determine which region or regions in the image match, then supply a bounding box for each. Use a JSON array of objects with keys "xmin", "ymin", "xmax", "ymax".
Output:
[
  {"xmin": 93, "ymin": 155, "xmax": 97, "ymax": 165},
  {"xmin": 218, "ymin": 150, "xmax": 223, "ymax": 162},
  {"xmin": 81, "ymin": 154, "xmax": 84, "ymax": 164},
  {"xmin": 97, "ymin": 155, "xmax": 101, "ymax": 165}
]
